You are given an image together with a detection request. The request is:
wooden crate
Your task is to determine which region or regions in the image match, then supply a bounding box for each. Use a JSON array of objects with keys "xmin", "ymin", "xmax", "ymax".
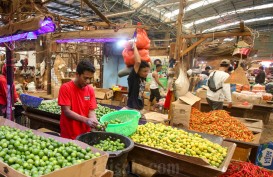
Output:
[
  {"xmin": 228, "ymin": 117, "xmax": 263, "ymax": 162},
  {"xmin": 231, "ymin": 131, "xmax": 261, "ymax": 161},
  {"xmin": 0, "ymin": 118, "xmax": 108, "ymax": 177},
  {"xmin": 95, "ymin": 88, "xmax": 113, "ymax": 100}
]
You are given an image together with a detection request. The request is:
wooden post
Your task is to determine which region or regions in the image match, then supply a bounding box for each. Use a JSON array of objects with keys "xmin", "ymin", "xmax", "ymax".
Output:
[
  {"xmin": 174, "ymin": 0, "xmax": 186, "ymax": 62},
  {"xmin": 82, "ymin": 0, "xmax": 112, "ymax": 26},
  {"xmin": 180, "ymin": 37, "xmax": 207, "ymax": 57},
  {"xmin": 5, "ymin": 43, "xmax": 14, "ymax": 121},
  {"xmin": 46, "ymin": 35, "xmax": 51, "ymax": 95}
]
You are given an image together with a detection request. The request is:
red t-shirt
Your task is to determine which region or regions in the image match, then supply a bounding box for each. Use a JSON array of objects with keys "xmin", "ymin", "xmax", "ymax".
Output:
[
  {"xmin": 58, "ymin": 81, "xmax": 97, "ymax": 139},
  {"xmin": 0, "ymin": 75, "xmax": 18, "ymax": 105}
]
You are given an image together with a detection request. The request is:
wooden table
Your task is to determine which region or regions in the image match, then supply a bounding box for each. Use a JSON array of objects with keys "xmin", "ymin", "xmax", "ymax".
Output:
[
  {"xmin": 128, "ymin": 141, "xmax": 236, "ymax": 177},
  {"xmin": 22, "ymin": 111, "xmax": 60, "ymax": 133},
  {"xmin": 201, "ymin": 100, "xmax": 273, "ymax": 124},
  {"xmin": 26, "ymin": 91, "xmax": 54, "ymax": 100},
  {"xmin": 112, "ymin": 90, "xmax": 128, "ymax": 101}
]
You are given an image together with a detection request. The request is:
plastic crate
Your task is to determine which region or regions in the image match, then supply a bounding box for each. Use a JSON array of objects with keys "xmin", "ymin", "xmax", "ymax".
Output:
[
  {"xmin": 20, "ymin": 94, "xmax": 43, "ymax": 108},
  {"xmin": 100, "ymin": 110, "xmax": 141, "ymax": 136}
]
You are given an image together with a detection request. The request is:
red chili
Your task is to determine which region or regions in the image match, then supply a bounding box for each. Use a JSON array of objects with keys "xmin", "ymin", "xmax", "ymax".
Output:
[{"xmin": 219, "ymin": 161, "xmax": 273, "ymax": 177}]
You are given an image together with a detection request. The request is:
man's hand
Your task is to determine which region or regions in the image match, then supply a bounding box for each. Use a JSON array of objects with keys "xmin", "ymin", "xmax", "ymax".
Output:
[
  {"xmin": 228, "ymin": 102, "xmax": 232, "ymax": 108},
  {"xmin": 86, "ymin": 118, "xmax": 98, "ymax": 128}
]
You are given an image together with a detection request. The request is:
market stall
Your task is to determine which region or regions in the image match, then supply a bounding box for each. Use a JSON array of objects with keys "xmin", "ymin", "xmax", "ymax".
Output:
[{"xmin": 1, "ymin": 0, "xmax": 273, "ymax": 177}]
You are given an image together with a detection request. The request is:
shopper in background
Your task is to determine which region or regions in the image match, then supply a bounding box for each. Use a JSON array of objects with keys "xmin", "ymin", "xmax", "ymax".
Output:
[
  {"xmin": 127, "ymin": 42, "xmax": 150, "ymax": 110},
  {"xmin": 58, "ymin": 60, "xmax": 98, "ymax": 139},
  {"xmin": 201, "ymin": 66, "xmax": 211, "ymax": 76},
  {"xmin": 227, "ymin": 66, "xmax": 236, "ymax": 93},
  {"xmin": 255, "ymin": 66, "xmax": 266, "ymax": 84},
  {"xmin": 154, "ymin": 59, "xmax": 162, "ymax": 66},
  {"xmin": 0, "ymin": 65, "xmax": 20, "ymax": 117},
  {"xmin": 206, "ymin": 59, "xmax": 232, "ymax": 110},
  {"xmin": 150, "ymin": 64, "xmax": 165, "ymax": 104}
]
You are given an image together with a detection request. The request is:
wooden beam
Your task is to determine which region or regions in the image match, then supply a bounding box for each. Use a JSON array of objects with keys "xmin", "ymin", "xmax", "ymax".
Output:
[
  {"xmin": 82, "ymin": 0, "xmax": 111, "ymax": 26},
  {"xmin": 174, "ymin": 0, "xmax": 186, "ymax": 60},
  {"xmin": 52, "ymin": 28, "xmax": 136, "ymax": 40},
  {"xmin": 240, "ymin": 21, "xmax": 245, "ymax": 32},
  {"xmin": 180, "ymin": 37, "xmax": 207, "ymax": 57},
  {"xmin": 41, "ymin": 0, "xmax": 55, "ymax": 5},
  {"xmin": 181, "ymin": 30, "xmax": 251, "ymax": 39}
]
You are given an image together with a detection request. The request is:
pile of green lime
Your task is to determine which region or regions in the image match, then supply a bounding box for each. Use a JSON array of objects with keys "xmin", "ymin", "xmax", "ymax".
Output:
[
  {"xmin": 38, "ymin": 100, "xmax": 61, "ymax": 115},
  {"xmin": 109, "ymin": 119, "xmax": 123, "ymax": 124},
  {"xmin": 0, "ymin": 126, "xmax": 101, "ymax": 177},
  {"xmin": 93, "ymin": 138, "xmax": 125, "ymax": 151},
  {"xmin": 95, "ymin": 104, "xmax": 116, "ymax": 120}
]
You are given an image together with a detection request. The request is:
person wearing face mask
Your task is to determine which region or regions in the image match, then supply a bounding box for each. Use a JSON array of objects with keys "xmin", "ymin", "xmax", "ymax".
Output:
[
  {"xmin": 127, "ymin": 42, "xmax": 151, "ymax": 110},
  {"xmin": 58, "ymin": 60, "xmax": 98, "ymax": 139}
]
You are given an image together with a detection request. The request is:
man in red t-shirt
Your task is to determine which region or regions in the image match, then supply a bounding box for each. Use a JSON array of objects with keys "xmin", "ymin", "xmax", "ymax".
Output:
[
  {"xmin": 0, "ymin": 65, "xmax": 19, "ymax": 117},
  {"xmin": 58, "ymin": 60, "xmax": 98, "ymax": 139}
]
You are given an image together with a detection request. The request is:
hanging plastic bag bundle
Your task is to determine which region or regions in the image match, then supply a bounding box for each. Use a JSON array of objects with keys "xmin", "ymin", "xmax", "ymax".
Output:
[
  {"xmin": 122, "ymin": 48, "xmax": 151, "ymax": 67},
  {"xmin": 175, "ymin": 67, "xmax": 190, "ymax": 97}
]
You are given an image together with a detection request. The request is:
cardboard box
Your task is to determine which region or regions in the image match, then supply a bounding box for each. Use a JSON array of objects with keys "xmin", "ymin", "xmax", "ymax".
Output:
[
  {"xmin": 97, "ymin": 99, "xmax": 112, "ymax": 105},
  {"xmin": 171, "ymin": 92, "xmax": 201, "ymax": 128},
  {"xmin": 196, "ymin": 88, "xmax": 207, "ymax": 99},
  {"xmin": 171, "ymin": 100, "xmax": 192, "ymax": 128},
  {"xmin": 144, "ymin": 105, "xmax": 150, "ymax": 111},
  {"xmin": 111, "ymin": 101, "xmax": 121, "ymax": 106},
  {"xmin": 144, "ymin": 99, "xmax": 151, "ymax": 106},
  {"xmin": 143, "ymin": 91, "xmax": 150, "ymax": 99},
  {"xmin": 144, "ymin": 112, "xmax": 168, "ymax": 123},
  {"xmin": 0, "ymin": 118, "xmax": 108, "ymax": 177},
  {"xmin": 95, "ymin": 88, "xmax": 113, "ymax": 100}
]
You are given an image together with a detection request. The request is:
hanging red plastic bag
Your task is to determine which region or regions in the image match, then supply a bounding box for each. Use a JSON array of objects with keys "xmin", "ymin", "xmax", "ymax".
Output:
[
  {"xmin": 123, "ymin": 28, "xmax": 150, "ymax": 49},
  {"xmin": 122, "ymin": 48, "xmax": 151, "ymax": 67},
  {"xmin": 122, "ymin": 49, "xmax": 134, "ymax": 66},
  {"xmin": 136, "ymin": 28, "xmax": 150, "ymax": 49},
  {"xmin": 164, "ymin": 89, "xmax": 173, "ymax": 109}
]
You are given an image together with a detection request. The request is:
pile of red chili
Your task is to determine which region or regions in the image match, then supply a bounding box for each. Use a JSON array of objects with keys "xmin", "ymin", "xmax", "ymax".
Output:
[
  {"xmin": 190, "ymin": 108, "xmax": 254, "ymax": 142},
  {"xmin": 219, "ymin": 161, "xmax": 273, "ymax": 177}
]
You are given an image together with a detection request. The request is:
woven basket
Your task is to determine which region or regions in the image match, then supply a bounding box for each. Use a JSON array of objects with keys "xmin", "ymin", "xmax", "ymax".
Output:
[{"xmin": 225, "ymin": 66, "xmax": 250, "ymax": 85}]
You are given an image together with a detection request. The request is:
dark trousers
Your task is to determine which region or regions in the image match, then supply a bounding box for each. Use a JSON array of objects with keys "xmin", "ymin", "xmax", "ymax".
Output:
[
  {"xmin": 150, "ymin": 88, "xmax": 161, "ymax": 102},
  {"xmin": 206, "ymin": 98, "xmax": 223, "ymax": 110}
]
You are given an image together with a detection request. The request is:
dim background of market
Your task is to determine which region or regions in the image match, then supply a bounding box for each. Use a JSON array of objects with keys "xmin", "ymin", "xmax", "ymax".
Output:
[{"xmin": 0, "ymin": 0, "xmax": 273, "ymax": 177}]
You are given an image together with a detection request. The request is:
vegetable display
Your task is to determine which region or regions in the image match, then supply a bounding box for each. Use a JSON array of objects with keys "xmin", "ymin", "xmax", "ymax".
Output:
[
  {"xmin": 0, "ymin": 126, "xmax": 101, "ymax": 177},
  {"xmin": 218, "ymin": 161, "xmax": 273, "ymax": 177},
  {"xmin": 38, "ymin": 100, "xmax": 61, "ymax": 115},
  {"xmin": 190, "ymin": 108, "xmax": 254, "ymax": 142},
  {"xmin": 95, "ymin": 104, "xmax": 116, "ymax": 120},
  {"xmin": 93, "ymin": 138, "xmax": 125, "ymax": 151},
  {"xmin": 37, "ymin": 101, "xmax": 116, "ymax": 120},
  {"xmin": 131, "ymin": 123, "xmax": 228, "ymax": 168}
]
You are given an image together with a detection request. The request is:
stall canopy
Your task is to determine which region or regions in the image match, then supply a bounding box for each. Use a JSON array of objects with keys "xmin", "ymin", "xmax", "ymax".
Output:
[
  {"xmin": 0, "ymin": 15, "xmax": 55, "ymax": 43},
  {"xmin": 0, "ymin": 15, "xmax": 55, "ymax": 121}
]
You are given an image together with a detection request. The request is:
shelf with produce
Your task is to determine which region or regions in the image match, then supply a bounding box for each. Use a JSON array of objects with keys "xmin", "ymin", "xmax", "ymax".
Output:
[
  {"xmin": 127, "ymin": 123, "xmax": 236, "ymax": 177},
  {"xmin": 190, "ymin": 108, "xmax": 263, "ymax": 163}
]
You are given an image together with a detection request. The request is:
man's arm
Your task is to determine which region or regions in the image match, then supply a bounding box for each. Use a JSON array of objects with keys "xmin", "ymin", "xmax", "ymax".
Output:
[
  {"xmin": 222, "ymin": 81, "xmax": 232, "ymax": 108},
  {"xmin": 133, "ymin": 42, "xmax": 141, "ymax": 73},
  {"xmin": 152, "ymin": 72, "xmax": 164, "ymax": 89},
  {"xmin": 61, "ymin": 106, "xmax": 97, "ymax": 128},
  {"xmin": 87, "ymin": 110, "xmax": 99, "ymax": 127}
]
